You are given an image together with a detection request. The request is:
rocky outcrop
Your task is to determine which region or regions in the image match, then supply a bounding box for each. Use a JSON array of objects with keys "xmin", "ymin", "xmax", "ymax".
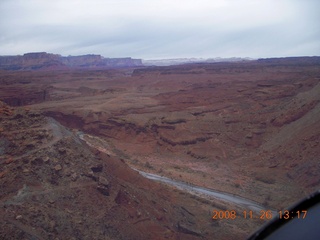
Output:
[{"xmin": 0, "ymin": 52, "xmax": 143, "ymax": 70}]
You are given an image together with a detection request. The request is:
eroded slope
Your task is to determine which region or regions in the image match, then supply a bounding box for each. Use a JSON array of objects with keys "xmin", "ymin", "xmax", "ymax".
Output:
[{"xmin": 0, "ymin": 102, "xmax": 260, "ymax": 239}]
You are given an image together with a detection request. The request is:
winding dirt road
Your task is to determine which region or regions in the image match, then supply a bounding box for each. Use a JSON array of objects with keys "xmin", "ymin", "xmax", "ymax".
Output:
[{"xmin": 78, "ymin": 132, "xmax": 276, "ymax": 214}]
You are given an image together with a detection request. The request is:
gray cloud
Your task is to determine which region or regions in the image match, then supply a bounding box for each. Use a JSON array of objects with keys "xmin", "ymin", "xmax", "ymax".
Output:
[{"xmin": 0, "ymin": 0, "xmax": 319, "ymax": 59}]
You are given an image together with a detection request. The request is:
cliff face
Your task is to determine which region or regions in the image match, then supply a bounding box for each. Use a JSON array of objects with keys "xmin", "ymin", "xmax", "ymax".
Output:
[
  {"xmin": 0, "ymin": 52, "xmax": 65, "ymax": 70},
  {"xmin": 0, "ymin": 52, "xmax": 143, "ymax": 70}
]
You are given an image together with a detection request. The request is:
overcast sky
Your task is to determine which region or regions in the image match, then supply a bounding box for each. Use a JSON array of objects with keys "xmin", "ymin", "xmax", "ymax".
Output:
[{"xmin": 0, "ymin": 0, "xmax": 319, "ymax": 59}]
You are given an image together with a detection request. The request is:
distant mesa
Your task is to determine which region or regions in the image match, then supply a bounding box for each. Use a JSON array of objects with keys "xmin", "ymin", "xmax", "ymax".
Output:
[{"xmin": 0, "ymin": 52, "xmax": 143, "ymax": 70}]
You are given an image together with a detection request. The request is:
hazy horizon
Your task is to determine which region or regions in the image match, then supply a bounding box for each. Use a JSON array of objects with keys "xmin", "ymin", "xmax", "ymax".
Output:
[{"xmin": 1, "ymin": 51, "xmax": 319, "ymax": 61}]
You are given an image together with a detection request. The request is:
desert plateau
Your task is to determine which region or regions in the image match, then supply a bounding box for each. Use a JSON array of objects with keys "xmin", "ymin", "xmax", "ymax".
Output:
[{"xmin": 0, "ymin": 53, "xmax": 320, "ymax": 239}]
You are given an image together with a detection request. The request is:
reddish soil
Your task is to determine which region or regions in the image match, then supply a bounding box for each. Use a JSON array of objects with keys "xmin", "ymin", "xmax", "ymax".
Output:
[
  {"xmin": 0, "ymin": 103, "xmax": 259, "ymax": 239},
  {"xmin": 0, "ymin": 57, "xmax": 320, "ymax": 239}
]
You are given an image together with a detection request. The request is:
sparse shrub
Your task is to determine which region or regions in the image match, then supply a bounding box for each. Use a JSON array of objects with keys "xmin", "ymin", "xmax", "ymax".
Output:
[
  {"xmin": 162, "ymin": 118, "xmax": 186, "ymax": 124},
  {"xmin": 132, "ymin": 158, "xmax": 139, "ymax": 164},
  {"xmin": 144, "ymin": 161, "xmax": 153, "ymax": 169},
  {"xmin": 266, "ymin": 194, "xmax": 272, "ymax": 201},
  {"xmin": 263, "ymin": 200, "xmax": 269, "ymax": 207},
  {"xmin": 254, "ymin": 175, "xmax": 275, "ymax": 184}
]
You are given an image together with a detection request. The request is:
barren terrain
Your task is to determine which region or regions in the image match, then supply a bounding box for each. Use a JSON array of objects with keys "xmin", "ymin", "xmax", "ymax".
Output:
[{"xmin": 1, "ymin": 57, "xmax": 320, "ymax": 239}]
